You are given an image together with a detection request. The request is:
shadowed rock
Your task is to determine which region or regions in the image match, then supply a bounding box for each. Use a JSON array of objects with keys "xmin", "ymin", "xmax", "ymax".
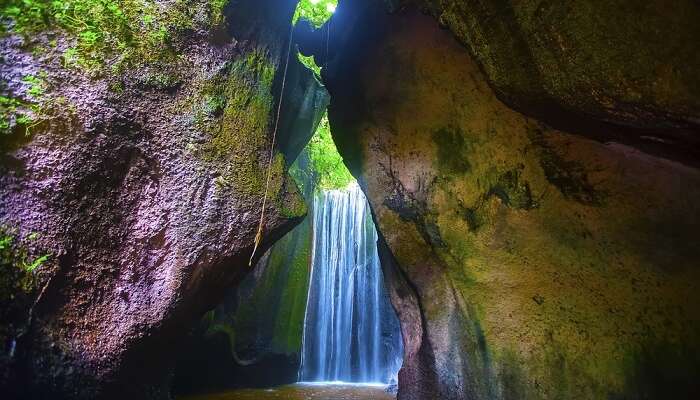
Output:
[
  {"xmin": 0, "ymin": 0, "xmax": 325, "ymax": 398},
  {"xmin": 322, "ymin": 5, "xmax": 700, "ymax": 400}
]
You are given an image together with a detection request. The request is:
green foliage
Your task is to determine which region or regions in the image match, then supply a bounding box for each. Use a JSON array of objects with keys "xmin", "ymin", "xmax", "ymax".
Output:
[
  {"xmin": 0, "ymin": 0, "xmax": 227, "ymax": 72},
  {"xmin": 293, "ymin": 0, "xmax": 336, "ymax": 28},
  {"xmin": 0, "ymin": 228, "xmax": 50, "ymax": 371},
  {"xmin": 306, "ymin": 112, "xmax": 354, "ymax": 190},
  {"xmin": 297, "ymin": 53, "xmax": 321, "ymax": 76},
  {"xmin": 1, "ymin": 72, "xmax": 78, "ymax": 139},
  {"xmin": 21, "ymin": 74, "xmax": 46, "ymax": 99},
  {"xmin": 0, "ymin": 95, "xmax": 27, "ymax": 134},
  {"xmin": 0, "ymin": 74, "xmax": 42, "ymax": 136},
  {"xmin": 0, "ymin": 229, "xmax": 50, "ymax": 274},
  {"xmin": 293, "ymin": 1, "xmax": 336, "ymax": 75}
]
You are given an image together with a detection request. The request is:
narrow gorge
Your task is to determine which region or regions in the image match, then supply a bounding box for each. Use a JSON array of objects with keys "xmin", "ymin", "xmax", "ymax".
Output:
[{"xmin": 1, "ymin": 0, "xmax": 699, "ymax": 399}]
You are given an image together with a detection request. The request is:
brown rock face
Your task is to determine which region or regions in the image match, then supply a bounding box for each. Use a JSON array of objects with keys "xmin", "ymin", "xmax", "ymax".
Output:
[
  {"xmin": 405, "ymin": 0, "xmax": 700, "ymax": 162},
  {"xmin": 0, "ymin": 0, "xmax": 320, "ymax": 398},
  {"xmin": 325, "ymin": 7, "xmax": 700, "ymax": 400}
]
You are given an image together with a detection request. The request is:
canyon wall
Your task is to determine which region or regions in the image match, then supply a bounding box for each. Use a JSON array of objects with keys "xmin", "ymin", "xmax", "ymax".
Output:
[
  {"xmin": 172, "ymin": 150, "xmax": 318, "ymax": 393},
  {"xmin": 324, "ymin": 4, "xmax": 700, "ymax": 399},
  {"xmin": 408, "ymin": 0, "xmax": 700, "ymax": 160},
  {"xmin": 0, "ymin": 0, "xmax": 323, "ymax": 398}
]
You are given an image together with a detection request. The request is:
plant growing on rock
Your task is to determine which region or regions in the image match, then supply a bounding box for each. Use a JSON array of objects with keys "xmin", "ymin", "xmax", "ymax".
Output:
[
  {"xmin": 293, "ymin": 0, "xmax": 337, "ymax": 74},
  {"xmin": 0, "ymin": 229, "xmax": 49, "ymax": 366},
  {"xmin": 0, "ymin": 0, "xmax": 227, "ymax": 72},
  {"xmin": 306, "ymin": 113, "xmax": 354, "ymax": 190},
  {"xmin": 293, "ymin": 0, "xmax": 337, "ymax": 27}
]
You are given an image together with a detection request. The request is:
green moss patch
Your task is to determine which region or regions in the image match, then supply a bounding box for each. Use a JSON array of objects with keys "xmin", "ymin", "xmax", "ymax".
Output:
[
  {"xmin": 432, "ymin": 126, "xmax": 472, "ymax": 175},
  {"xmin": 191, "ymin": 47, "xmax": 276, "ymax": 195},
  {"xmin": 306, "ymin": 113, "xmax": 355, "ymax": 191},
  {"xmin": 1, "ymin": 0, "xmax": 228, "ymax": 73}
]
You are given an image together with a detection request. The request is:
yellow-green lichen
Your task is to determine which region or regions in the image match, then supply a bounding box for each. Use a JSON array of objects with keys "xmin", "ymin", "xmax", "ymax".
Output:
[{"xmin": 334, "ymin": 11, "xmax": 700, "ymax": 399}]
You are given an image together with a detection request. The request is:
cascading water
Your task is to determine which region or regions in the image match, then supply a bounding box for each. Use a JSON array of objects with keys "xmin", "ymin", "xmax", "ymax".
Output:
[{"xmin": 300, "ymin": 183, "xmax": 403, "ymax": 384}]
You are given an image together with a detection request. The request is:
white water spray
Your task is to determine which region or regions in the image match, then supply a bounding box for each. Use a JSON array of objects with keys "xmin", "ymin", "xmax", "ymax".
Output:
[{"xmin": 300, "ymin": 183, "xmax": 403, "ymax": 384}]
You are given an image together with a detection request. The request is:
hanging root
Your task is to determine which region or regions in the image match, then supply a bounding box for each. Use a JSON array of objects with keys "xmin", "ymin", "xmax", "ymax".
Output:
[
  {"xmin": 249, "ymin": 24, "xmax": 295, "ymax": 267},
  {"xmin": 249, "ymin": 220, "xmax": 264, "ymax": 267}
]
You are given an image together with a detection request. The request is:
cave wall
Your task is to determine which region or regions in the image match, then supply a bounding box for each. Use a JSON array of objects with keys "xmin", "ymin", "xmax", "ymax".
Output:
[
  {"xmin": 405, "ymin": 0, "xmax": 700, "ymax": 157},
  {"xmin": 0, "ymin": 0, "xmax": 323, "ymax": 398},
  {"xmin": 172, "ymin": 210, "xmax": 313, "ymax": 393},
  {"xmin": 172, "ymin": 147, "xmax": 319, "ymax": 394},
  {"xmin": 325, "ymin": 6, "xmax": 700, "ymax": 400}
]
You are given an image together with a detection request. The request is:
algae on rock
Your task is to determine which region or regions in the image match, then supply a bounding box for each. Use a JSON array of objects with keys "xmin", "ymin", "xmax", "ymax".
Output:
[
  {"xmin": 0, "ymin": 0, "xmax": 317, "ymax": 398},
  {"xmin": 323, "ymin": 6, "xmax": 700, "ymax": 400}
]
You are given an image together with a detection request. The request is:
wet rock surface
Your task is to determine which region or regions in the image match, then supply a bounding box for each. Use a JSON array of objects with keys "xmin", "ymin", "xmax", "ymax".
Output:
[
  {"xmin": 323, "ymin": 5, "xmax": 700, "ymax": 400},
  {"xmin": 0, "ymin": 0, "xmax": 324, "ymax": 398},
  {"xmin": 404, "ymin": 0, "xmax": 700, "ymax": 163},
  {"xmin": 2, "ymin": 0, "xmax": 699, "ymax": 399},
  {"xmin": 173, "ymin": 151, "xmax": 318, "ymax": 394},
  {"xmin": 178, "ymin": 383, "xmax": 396, "ymax": 400}
]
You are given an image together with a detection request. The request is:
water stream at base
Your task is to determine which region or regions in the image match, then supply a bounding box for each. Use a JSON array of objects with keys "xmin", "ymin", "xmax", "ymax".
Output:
[
  {"xmin": 299, "ymin": 183, "xmax": 403, "ymax": 384},
  {"xmin": 180, "ymin": 383, "xmax": 396, "ymax": 400}
]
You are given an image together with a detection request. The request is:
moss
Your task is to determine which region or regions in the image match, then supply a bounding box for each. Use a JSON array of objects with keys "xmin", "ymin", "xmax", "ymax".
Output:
[
  {"xmin": 432, "ymin": 126, "xmax": 472, "ymax": 175},
  {"xmin": 0, "ymin": 95, "xmax": 35, "ymax": 138},
  {"xmin": 269, "ymin": 218, "xmax": 313, "ymax": 352},
  {"xmin": 192, "ymin": 47, "xmax": 277, "ymax": 195},
  {"xmin": 137, "ymin": 71, "xmax": 183, "ymax": 91},
  {"xmin": 185, "ymin": 45, "xmax": 306, "ymax": 217},
  {"xmin": 529, "ymin": 129, "xmax": 605, "ymax": 206},
  {"xmin": 0, "ymin": 74, "xmax": 43, "ymax": 138},
  {"xmin": 201, "ymin": 48, "xmax": 274, "ymax": 158},
  {"xmin": 232, "ymin": 213, "xmax": 313, "ymax": 358},
  {"xmin": 1, "ymin": 72, "xmax": 79, "ymax": 152},
  {"xmin": 1, "ymin": 0, "xmax": 229, "ymax": 73},
  {"xmin": 225, "ymin": 151, "xmax": 316, "ymax": 360},
  {"xmin": 327, "ymin": 8, "xmax": 700, "ymax": 399}
]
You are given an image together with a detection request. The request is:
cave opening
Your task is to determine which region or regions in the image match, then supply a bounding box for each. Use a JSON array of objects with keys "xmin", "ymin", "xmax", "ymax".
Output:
[
  {"xmin": 4, "ymin": 0, "xmax": 698, "ymax": 398},
  {"xmin": 172, "ymin": 1, "xmax": 404, "ymax": 398},
  {"xmin": 173, "ymin": 112, "xmax": 405, "ymax": 399}
]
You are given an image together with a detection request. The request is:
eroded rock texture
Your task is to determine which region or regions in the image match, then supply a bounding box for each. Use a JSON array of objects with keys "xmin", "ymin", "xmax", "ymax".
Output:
[
  {"xmin": 406, "ymin": 0, "xmax": 700, "ymax": 162},
  {"xmin": 0, "ymin": 0, "xmax": 323, "ymax": 398},
  {"xmin": 324, "ymin": 5, "xmax": 700, "ymax": 400},
  {"xmin": 172, "ymin": 150, "xmax": 318, "ymax": 394}
]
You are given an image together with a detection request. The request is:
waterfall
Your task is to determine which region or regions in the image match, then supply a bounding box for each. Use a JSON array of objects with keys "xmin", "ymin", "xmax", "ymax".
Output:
[{"xmin": 300, "ymin": 183, "xmax": 403, "ymax": 384}]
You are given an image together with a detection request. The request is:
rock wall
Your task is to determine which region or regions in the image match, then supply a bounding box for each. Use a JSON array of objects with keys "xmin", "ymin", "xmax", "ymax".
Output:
[
  {"xmin": 324, "ymin": 6, "xmax": 700, "ymax": 400},
  {"xmin": 0, "ymin": 0, "xmax": 323, "ymax": 398},
  {"xmin": 172, "ymin": 149, "xmax": 318, "ymax": 394},
  {"xmin": 404, "ymin": 0, "xmax": 700, "ymax": 162}
]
